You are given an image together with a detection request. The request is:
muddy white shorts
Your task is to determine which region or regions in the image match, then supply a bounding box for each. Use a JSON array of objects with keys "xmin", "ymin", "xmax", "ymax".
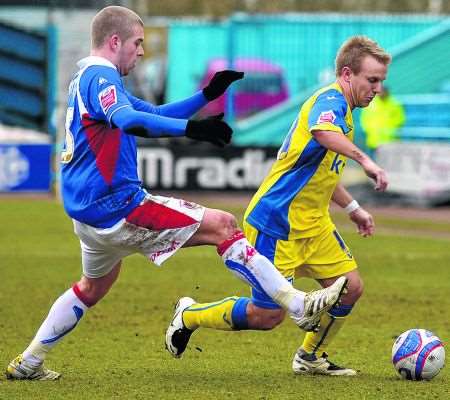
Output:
[{"xmin": 73, "ymin": 194, "xmax": 205, "ymax": 278}]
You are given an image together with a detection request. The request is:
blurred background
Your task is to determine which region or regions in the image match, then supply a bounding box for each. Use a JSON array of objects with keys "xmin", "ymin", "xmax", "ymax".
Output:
[{"xmin": 0, "ymin": 0, "xmax": 449, "ymax": 206}]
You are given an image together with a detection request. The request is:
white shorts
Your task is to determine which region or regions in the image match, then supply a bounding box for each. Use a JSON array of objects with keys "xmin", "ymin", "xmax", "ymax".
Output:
[{"xmin": 73, "ymin": 194, "xmax": 205, "ymax": 278}]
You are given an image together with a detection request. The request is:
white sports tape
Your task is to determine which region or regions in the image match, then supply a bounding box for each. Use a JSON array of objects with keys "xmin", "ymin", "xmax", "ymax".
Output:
[{"xmin": 344, "ymin": 199, "xmax": 360, "ymax": 214}]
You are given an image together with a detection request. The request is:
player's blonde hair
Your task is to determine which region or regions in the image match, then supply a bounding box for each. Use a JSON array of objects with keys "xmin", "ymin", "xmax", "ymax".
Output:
[
  {"xmin": 335, "ymin": 36, "xmax": 391, "ymax": 76},
  {"xmin": 91, "ymin": 6, "xmax": 144, "ymax": 49}
]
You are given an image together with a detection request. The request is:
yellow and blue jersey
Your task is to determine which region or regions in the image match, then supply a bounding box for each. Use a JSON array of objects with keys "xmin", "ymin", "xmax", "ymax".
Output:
[{"xmin": 244, "ymin": 82, "xmax": 354, "ymax": 240}]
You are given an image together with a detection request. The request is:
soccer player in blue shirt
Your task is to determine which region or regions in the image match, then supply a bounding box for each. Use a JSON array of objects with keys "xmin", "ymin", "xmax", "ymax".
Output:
[
  {"xmin": 166, "ymin": 36, "xmax": 390, "ymax": 376},
  {"xmin": 6, "ymin": 6, "xmax": 347, "ymax": 380}
]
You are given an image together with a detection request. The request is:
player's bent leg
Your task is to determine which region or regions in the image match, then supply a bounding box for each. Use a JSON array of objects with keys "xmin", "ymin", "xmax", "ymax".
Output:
[
  {"xmin": 290, "ymin": 276, "xmax": 348, "ymax": 332},
  {"xmin": 166, "ymin": 296, "xmax": 287, "ymax": 359},
  {"xmin": 184, "ymin": 210, "xmax": 348, "ymax": 333},
  {"xmin": 165, "ymin": 295, "xmax": 286, "ymax": 359},
  {"xmin": 248, "ymin": 271, "xmax": 348, "ymax": 333},
  {"xmin": 294, "ymin": 271, "xmax": 362, "ymax": 376},
  {"xmin": 327, "ymin": 269, "xmax": 363, "ymax": 305},
  {"xmin": 186, "ymin": 209, "xmax": 307, "ymax": 317},
  {"xmin": 218, "ymin": 235, "xmax": 306, "ymax": 316},
  {"xmin": 6, "ymin": 262, "xmax": 122, "ymax": 380}
]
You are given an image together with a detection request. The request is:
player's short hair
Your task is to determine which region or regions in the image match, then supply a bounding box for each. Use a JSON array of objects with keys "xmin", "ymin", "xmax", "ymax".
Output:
[
  {"xmin": 335, "ymin": 36, "xmax": 391, "ymax": 76},
  {"xmin": 91, "ymin": 6, "xmax": 144, "ymax": 49}
]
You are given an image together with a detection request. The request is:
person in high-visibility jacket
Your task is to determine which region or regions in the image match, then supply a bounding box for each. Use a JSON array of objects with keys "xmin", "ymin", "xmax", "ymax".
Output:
[{"xmin": 360, "ymin": 86, "xmax": 405, "ymax": 157}]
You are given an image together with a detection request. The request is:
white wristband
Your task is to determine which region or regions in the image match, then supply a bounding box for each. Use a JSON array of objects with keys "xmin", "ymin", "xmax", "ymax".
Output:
[{"xmin": 344, "ymin": 200, "xmax": 360, "ymax": 214}]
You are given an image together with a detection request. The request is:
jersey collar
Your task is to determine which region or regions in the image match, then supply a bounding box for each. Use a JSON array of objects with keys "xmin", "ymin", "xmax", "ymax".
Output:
[
  {"xmin": 77, "ymin": 56, "xmax": 117, "ymax": 70},
  {"xmin": 331, "ymin": 81, "xmax": 344, "ymax": 94}
]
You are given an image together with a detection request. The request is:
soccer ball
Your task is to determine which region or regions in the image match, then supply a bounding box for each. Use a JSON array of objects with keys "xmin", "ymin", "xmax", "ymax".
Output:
[{"xmin": 392, "ymin": 329, "xmax": 445, "ymax": 380}]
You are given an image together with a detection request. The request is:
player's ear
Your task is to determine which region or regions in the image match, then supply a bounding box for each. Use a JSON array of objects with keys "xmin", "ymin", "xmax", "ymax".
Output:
[
  {"xmin": 109, "ymin": 34, "xmax": 121, "ymax": 51},
  {"xmin": 341, "ymin": 66, "xmax": 352, "ymax": 83}
]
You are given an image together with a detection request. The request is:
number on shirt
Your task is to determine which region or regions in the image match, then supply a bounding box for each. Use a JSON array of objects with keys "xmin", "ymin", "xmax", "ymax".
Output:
[{"xmin": 61, "ymin": 107, "xmax": 74, "ymax": 164}]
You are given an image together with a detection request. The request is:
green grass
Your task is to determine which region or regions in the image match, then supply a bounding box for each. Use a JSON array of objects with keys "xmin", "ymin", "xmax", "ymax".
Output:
[{"xmin": 0, "ymin": 198, "xmax": 449, "ymax": 399}]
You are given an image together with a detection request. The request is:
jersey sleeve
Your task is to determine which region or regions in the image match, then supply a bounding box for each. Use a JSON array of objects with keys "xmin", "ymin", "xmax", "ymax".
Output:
[
  {"xmin": 125, "ymin": 91, "xmax": 157, "ymax": 113},
  {"xmin": 85, "ymin": 66, "xmax": 133, "ymax": 124},
  {"xmin": 125, "ymin": 89, "xmax": 207, "ymax": 119},
  {"xmin": 308, "ymin": 90, "xmax": 350, "ymax": 135}
]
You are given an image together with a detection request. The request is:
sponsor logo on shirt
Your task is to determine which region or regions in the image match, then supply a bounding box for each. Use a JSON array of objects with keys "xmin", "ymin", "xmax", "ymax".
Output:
[
  {"xmin": 98, "ymin": 77, "xmax": 107, "ymax": 85},
  {"xmin": 317, "ymin": 110, "xmax": 336, "ymax": 124},
  {"xmin": 98, "ymin": 85, "xmax": 117, "ymax": 114}
]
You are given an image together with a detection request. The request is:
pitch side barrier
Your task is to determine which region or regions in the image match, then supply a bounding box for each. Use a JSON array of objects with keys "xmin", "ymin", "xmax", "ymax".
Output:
[
  {"xmin": 376, "ymin": 141, "xmax": 450, "ymax": 206},
  {"xmin": 0, "ymin": 124, "xmax": 52, "ymax": 193},
  {"xmin": 137, "ymin": 143, "xmax": 278, "ymax": 191}
]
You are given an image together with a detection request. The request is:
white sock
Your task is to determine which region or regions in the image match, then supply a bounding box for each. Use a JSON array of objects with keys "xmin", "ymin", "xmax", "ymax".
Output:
[
  {"xmin": 22, "ymin": 286, "xmax": 88, "ymax": 366},
  {"xmin": 218, "ymin": 232, "xmax": 305, "ymax": 315}
]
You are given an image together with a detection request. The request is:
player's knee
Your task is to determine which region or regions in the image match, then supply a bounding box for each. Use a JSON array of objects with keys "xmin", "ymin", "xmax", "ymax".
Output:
[
  {"xmin": 344, "ymin": 276, "xmax": 364, "ymax": 304},
  {"xmin": 76, "ymin": 263, "xmax": 120, "ymax": 306},
  {"xmin": 263, "ymin": 312, "xmax": 285, "ymax": 329},
  {"xmin": 257, "ymin": 311, "xmax": 285, "ymax": 330},
  {"xmin": 354, "ymin": 278, "xmax": 364, "ymax": 300},
  {"xmin": 76, "ymin": 278, "xmax": 111, "ymax": 306},
  {"xmin": 247, "ymin": 305, "xmax": 286, "ymax": 330},
  {"xmin": 215, "ymin": 210, "xmax": 238, "ymax": 240}
]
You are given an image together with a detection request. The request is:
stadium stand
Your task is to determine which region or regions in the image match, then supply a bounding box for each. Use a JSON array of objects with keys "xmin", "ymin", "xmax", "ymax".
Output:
[{"xmin": 0, "ymin": 20, "xmax": 55, "ymax": 134}]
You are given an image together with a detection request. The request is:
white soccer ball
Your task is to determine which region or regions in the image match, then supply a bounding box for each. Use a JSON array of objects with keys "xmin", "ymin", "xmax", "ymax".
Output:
[{"xmin": 392, "ymin": 328, "xmax": 445, "ymax": 380}]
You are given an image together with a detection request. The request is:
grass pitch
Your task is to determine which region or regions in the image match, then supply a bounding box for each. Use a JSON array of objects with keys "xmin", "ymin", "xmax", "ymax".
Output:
[{"xmin": 0, "ymin": 197, "xmax": 449, "ymax": 399}]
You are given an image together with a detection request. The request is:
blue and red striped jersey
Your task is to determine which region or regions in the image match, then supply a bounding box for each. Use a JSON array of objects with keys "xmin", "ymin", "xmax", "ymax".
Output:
[
  {"xmin": 61, "ymin": 56, "xmax": 208, "ymax": 228},
  {"xmin": 61, "ymin": 56, "xmax": 146, "ymax": 228}
]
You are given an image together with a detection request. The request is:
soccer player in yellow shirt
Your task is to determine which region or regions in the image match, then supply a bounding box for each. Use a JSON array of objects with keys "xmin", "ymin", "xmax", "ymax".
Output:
[{"xmin": 166, "ymin": 36, "xmax": 390, "ymax": 376}]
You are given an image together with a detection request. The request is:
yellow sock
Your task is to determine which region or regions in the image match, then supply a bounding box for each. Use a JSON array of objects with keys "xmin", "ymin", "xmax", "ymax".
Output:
[
  {"xmin": 301, "ymin": 304, "xmax": 353, "ymax": 355},
  {"xmin": 182, "ymin": 297, "xmax": 240, "ymax": 331}
]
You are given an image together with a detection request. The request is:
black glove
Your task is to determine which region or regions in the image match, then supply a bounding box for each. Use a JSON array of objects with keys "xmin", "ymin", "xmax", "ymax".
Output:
[
  {"xmin": 202, "ymin": 70, "xmax": 244, "ymax": 101},
  {"xmin": 186, "ymin": 113, "xmax": 232, "ymax": 147}
]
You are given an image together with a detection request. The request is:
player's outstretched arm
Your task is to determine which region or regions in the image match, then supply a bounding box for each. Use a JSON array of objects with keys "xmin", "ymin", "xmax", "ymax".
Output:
[
  {"xmin": 127, "ymin": 91, "xmax": 208, "ymax": 119},
  {"xmin": 312, "ymin": 130, "xmax": 388, "ymax": 191},
  {"xmin": 125, "ymin": 70, "xmax": 244, "ymax": 119},
  {"xmin": 111, "ymin": 107, "xmax": 232, "ymax": 147}
]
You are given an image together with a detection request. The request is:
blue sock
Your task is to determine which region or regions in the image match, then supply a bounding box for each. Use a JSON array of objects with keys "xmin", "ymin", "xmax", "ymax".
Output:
[
  {"xmin": 329, "ymin": 303, "xmax": 354, "ymax": 317},
  {"xmin": 231, "ymin": 297, "xmax": 251, "ymax": 330}
]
